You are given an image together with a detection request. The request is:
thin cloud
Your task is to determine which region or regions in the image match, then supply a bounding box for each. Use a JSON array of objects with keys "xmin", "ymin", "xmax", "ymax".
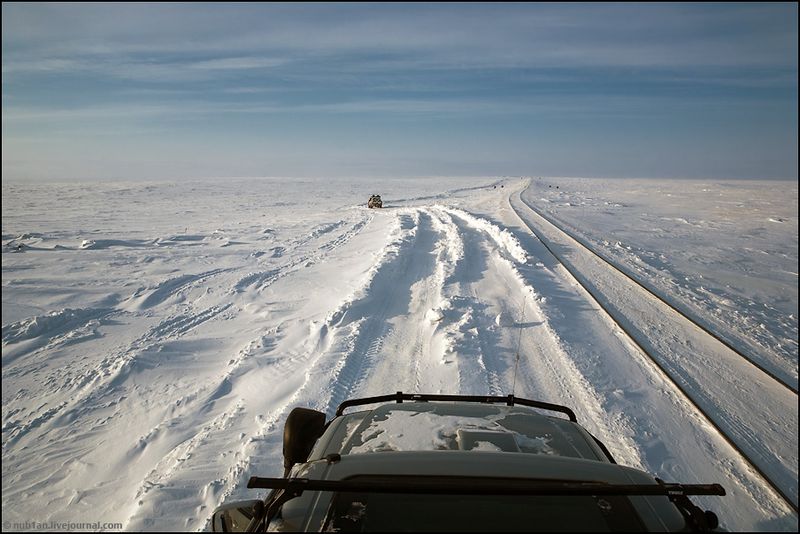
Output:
[
  {"xmin": 4, "ymin": 94, "xmax": 786, "ymax": 127},
  {"xmin": 2, "ymin": 3, "xmax": 796, "ymax": 181},
  {"xmin": 186, "ymin": 57, "xmax": 288, "ymax": 70},
  {"xmin": 4, "ymin": 4, "xmax": 796, "ymax": 74},
  {"xmin": 3, "ymin": 55, "xmax": 289, "ymax": 82}
]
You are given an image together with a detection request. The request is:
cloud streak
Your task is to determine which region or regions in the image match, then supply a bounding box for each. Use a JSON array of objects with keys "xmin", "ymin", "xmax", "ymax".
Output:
[{"xmin": 4, "ymin": 4, "xmax": 797, "ymax": 72}]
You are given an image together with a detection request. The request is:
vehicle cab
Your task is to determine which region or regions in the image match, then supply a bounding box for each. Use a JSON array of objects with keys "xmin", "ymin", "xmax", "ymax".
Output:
[{"xmin": 211, "ymin": 393, "xmax": 724, "ymax": 532}]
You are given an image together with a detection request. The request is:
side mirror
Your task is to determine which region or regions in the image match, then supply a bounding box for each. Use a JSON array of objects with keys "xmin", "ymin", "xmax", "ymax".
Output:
[
  {"xmin": 283, "ymin": 407, "xmax": 326, "ymax": 475},
  {"xmin": 704, "ymin": 510, "xmax": 719, "ymax": 530},
  {"xmin": 211, "ymin": 499, "xmax": 263, "ymax": 532}
]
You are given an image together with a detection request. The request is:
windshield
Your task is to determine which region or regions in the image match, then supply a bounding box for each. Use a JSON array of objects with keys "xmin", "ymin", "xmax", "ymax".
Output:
[{"xmin": 323, "ymin": 490, "xmax": 647, "ymax": 532}]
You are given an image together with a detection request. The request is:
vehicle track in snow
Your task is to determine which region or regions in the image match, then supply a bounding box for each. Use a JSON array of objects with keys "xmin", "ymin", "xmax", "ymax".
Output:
[
  {"xmin": 438, "ymin": 208, "xmax": 516, "ymax": 396},
  {"xmin": 510, "ymin": 187, "xmax": 798, "ymax": 513},
  {"xmin": 316, "ymin": 208, "xmax": 465, "ymax": 407},
  {"xmin": 1, "ymin": 209, "xmax": 379, "ymax": 531},
  {"xmin": 521, "ymin": 189, "xmax": 797, "ymax": 395},
  {"xmin": 522, "ymin": 185, "xmax": 797, "ymax": 391},
  {"xmin": 436, "ymin": 205, "xmax": 649, "ymax": 470},
  {"xmin": 232, "ymin": 214, "xmax": 372, "ymax": 294},
  {"xmin": 256, "ymin": 204, "xmax": 527, "ymax": 422},
  {"xmin": 120, "ymin": 210, "xmax": 380, "ymax": 527}
]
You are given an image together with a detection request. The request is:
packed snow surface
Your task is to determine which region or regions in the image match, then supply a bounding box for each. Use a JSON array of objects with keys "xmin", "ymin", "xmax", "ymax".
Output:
[
  {"xmin": 523, "ymin": 177, "xmax": 798, "ymax": 386},
  {"xmin": 2, "ymin": 176, "xmax": 797, "ymax": 531}
]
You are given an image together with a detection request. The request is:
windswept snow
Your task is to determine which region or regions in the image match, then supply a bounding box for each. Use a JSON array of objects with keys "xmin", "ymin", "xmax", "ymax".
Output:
[
  {"xmin": 2, "ymin": 177, "xmax": 798, "ymax": 531},
  {"xmin": 522, "ymin": 177, "xmax": 798, "ymax": 388}
]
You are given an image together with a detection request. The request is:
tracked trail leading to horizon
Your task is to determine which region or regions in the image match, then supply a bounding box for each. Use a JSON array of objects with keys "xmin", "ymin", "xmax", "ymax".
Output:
[
  {"xmin": 4, "ymin": 179, "xmax": 796, "ymax": 532},
  {"xmin": 509, "ymin": 186, "xmax": 798, "ymax": 514},
  {"xmin": 195, "ymin": 194, "xmax": 796, "ymax": 528}
]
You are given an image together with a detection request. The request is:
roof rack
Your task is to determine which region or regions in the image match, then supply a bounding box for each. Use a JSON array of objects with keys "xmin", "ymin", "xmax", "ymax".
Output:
[
  {"xmin": 334, "ymin": 392, "xmax": 577, "ymax": 422},
  {"xmin": 248, "ymin": 475, "xmax": 725, "ymax": 497},
  {"xmin": 248, "ymin": 476, "xmax": 724, "ymax": 532}
]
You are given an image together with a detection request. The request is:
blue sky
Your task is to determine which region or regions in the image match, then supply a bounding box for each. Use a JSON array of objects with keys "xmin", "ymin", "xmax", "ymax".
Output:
[{"xmin": 2, "ymin": 2, "xmax": 797, "ymax": 181}]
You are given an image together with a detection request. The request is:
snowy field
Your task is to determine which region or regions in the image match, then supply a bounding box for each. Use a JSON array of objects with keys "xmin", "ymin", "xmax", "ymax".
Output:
[
  {"xmin": 2, "ymin": 177, "xmax": 797, "ymax": 531},
  {"xmin": 522, "ymin": 177, "xmax": 798, "ymax": 387}
]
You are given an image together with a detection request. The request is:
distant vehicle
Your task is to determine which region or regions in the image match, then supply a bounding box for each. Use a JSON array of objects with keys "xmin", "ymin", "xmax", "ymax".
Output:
[
  {"xmin": 211, "ymin": 393, "xmax": 724, "ymax": 532},
  {"xmin": 368, "ymin": 194, "xmax": 383, "ymax": 208}
]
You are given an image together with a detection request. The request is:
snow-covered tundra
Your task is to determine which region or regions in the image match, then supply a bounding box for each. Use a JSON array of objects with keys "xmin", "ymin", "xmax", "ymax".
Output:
[{"xmin": 2, "ymin": 177, "xmax": 797, "ymax": 531}]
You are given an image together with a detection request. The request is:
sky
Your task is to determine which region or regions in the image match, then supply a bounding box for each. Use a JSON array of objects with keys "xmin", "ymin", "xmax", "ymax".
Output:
[{"xmin": 2, "ymin": 2, "xmax": 798, "ymax": 182}]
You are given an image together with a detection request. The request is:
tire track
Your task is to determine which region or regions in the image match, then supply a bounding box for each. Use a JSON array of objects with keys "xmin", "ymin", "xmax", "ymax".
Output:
[
  {"xmin": 126, "ymin": 268, "xmax": 229, "ymax": 310},
  {"xmin": 510, "ymin": 186, "xmax": 798, "ymax": 513},
  {"xmin": 232, "ymin": 214, "xmax": 372, "ymax": 294},
  {"xmin": 521, "ymin": 185, "xmax": 797, "ymax": 392},
  {"xmin": 3, "ymin": 301, "xmax": 235, "ymax": 451},
  {"xmin": 439, "ymin": 202, "xmax": 651, "ymax": 470},
  {"xmin": 317, "ymin": 210, "xmax": 428, "ymax": 414},
  {"xmin": 439, "ymin": 208, "xmax": 529, "ymax": 396}
]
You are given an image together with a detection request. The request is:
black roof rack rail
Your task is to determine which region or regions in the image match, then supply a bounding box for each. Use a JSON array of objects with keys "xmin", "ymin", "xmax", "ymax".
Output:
[
  {"xmin": 248, "ymin": 475, "xmax": 726, "ymax": 497},
  {"xmin": 334, "ymin": 392, "xmax": 577, "ymax": 422},
  {"xmin": 248, "ymin": 476, "xmax": 724, "ymax": 532}
]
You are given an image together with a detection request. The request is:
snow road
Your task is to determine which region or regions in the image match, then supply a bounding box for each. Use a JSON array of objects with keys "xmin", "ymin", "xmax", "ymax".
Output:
[
  {"xmin": 512, "ymin": 188, "xmax": 798, "ymax": 508},
  {"xmin": 2, "ymin": 177, "xmax": 797, "ymax": 531}
]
